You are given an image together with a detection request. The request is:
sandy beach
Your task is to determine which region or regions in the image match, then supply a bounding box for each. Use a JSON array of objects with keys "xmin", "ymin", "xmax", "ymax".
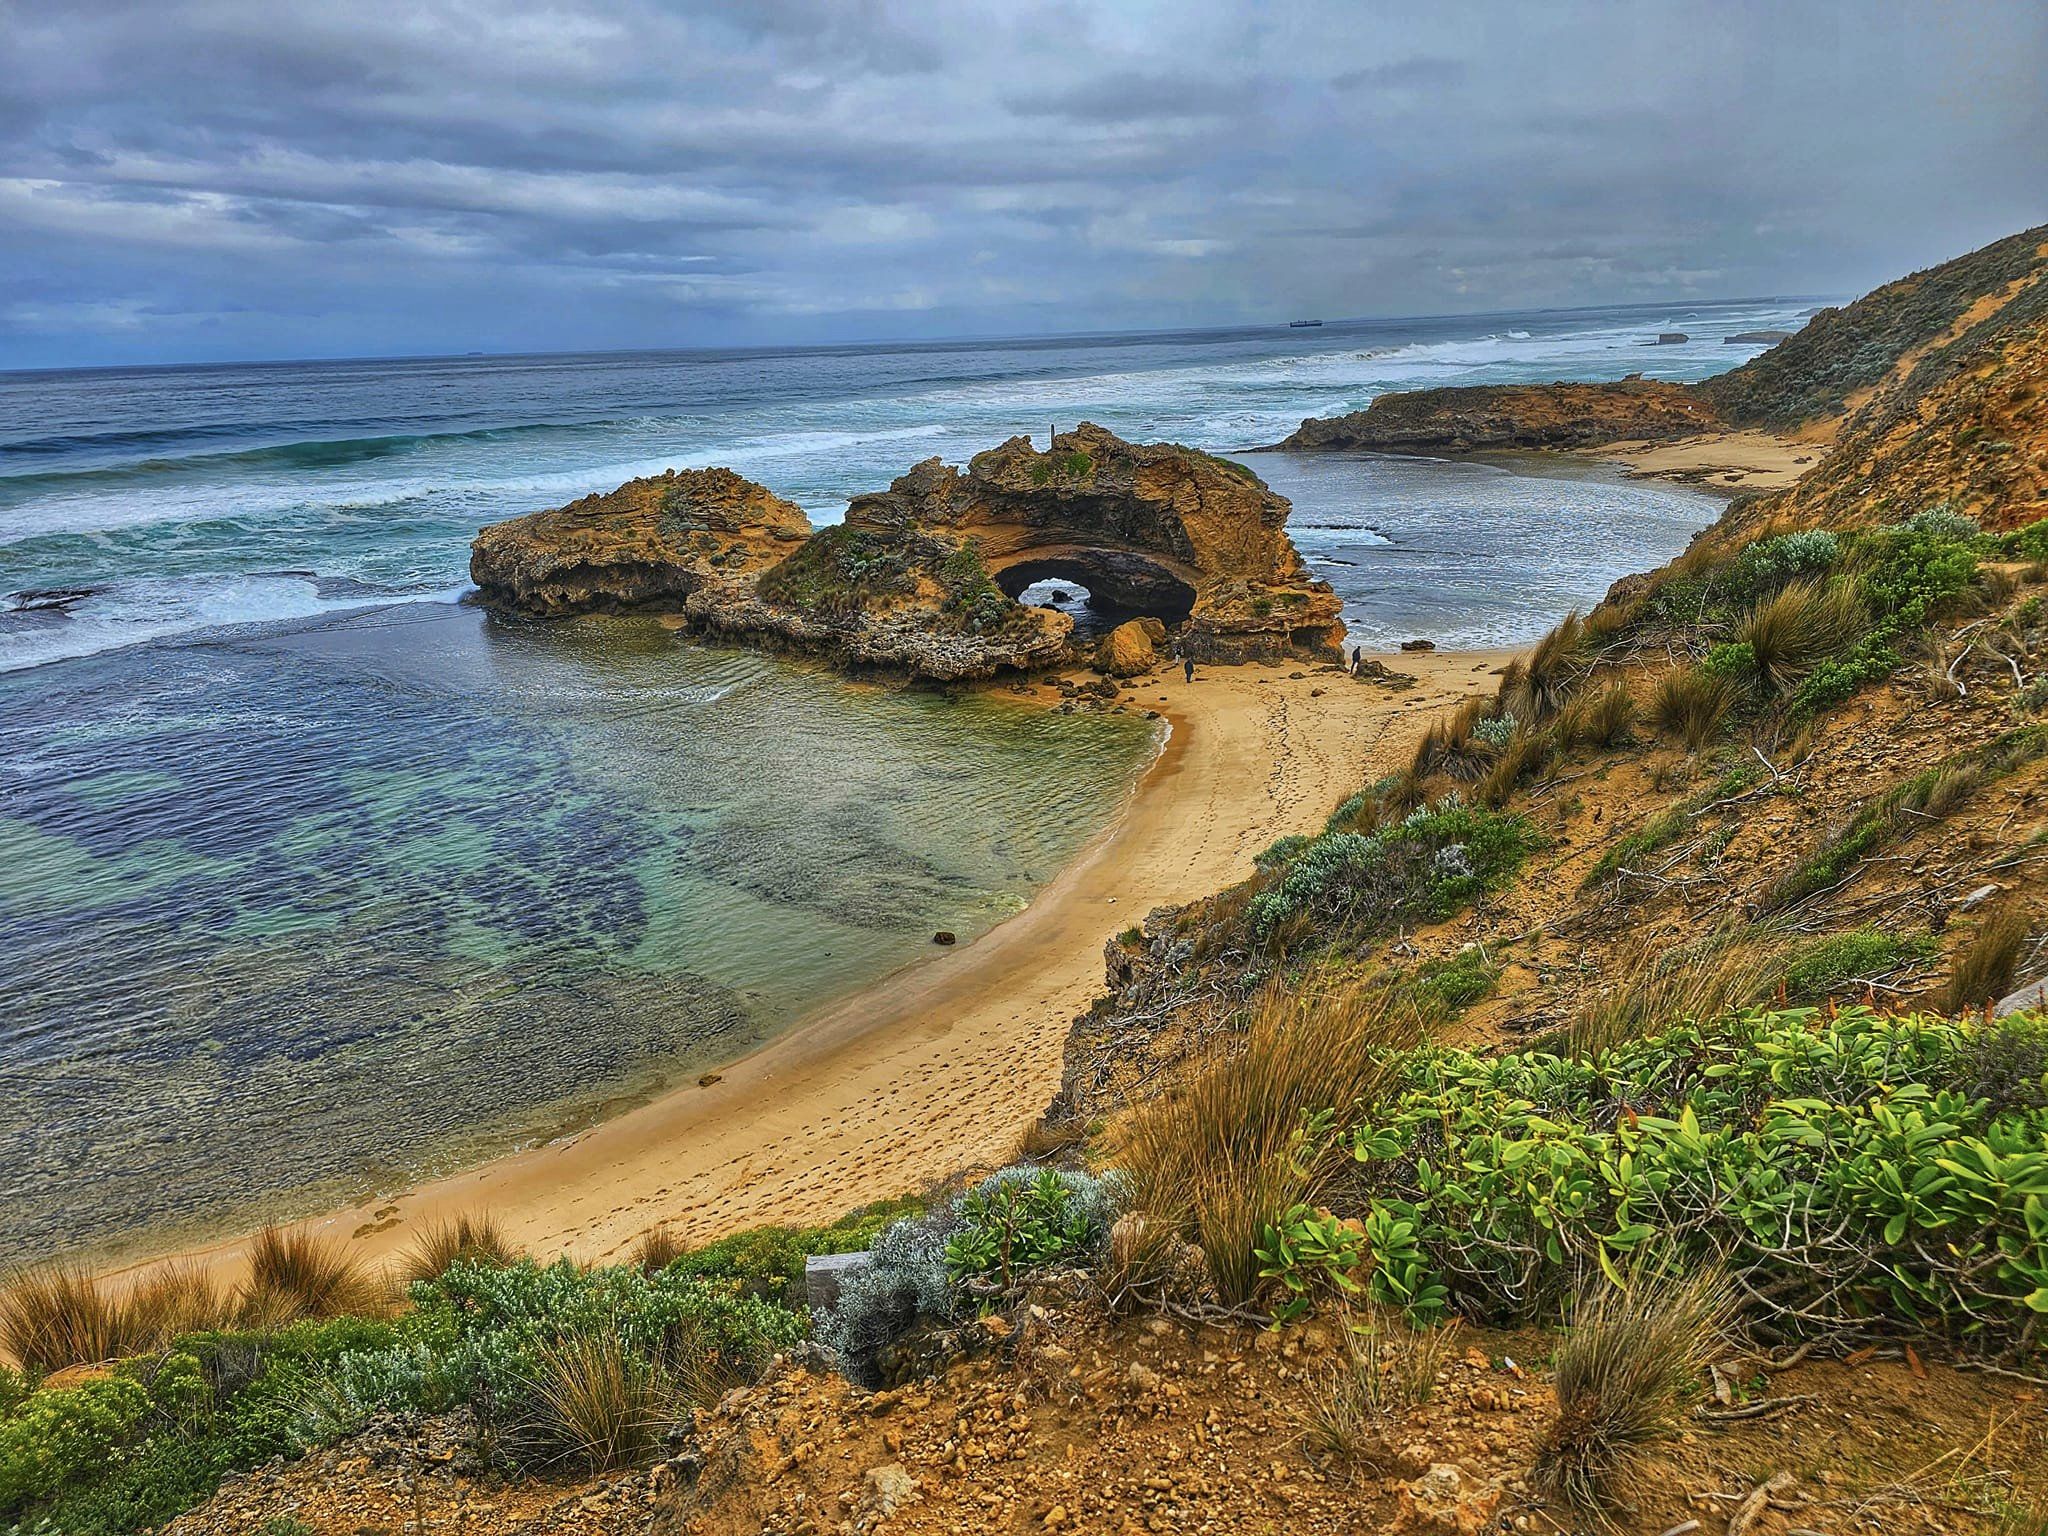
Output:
[
  {"xmin": 1586, "ymin": 427, "xmax": 1825, "ymax": 492},
  {"xmin": 112, "ymin": 648, "xmax": 1509, "ymax": 1286}
]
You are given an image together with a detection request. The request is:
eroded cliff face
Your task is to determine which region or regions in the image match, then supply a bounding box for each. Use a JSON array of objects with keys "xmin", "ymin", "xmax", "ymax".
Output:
[
  {"xmin": 470, "ymin": 426, "xmax": 1342, "ymax": 678},
  {"xmin": 469, "ymin": 467, "xmax": 811, "ymax": 615}
]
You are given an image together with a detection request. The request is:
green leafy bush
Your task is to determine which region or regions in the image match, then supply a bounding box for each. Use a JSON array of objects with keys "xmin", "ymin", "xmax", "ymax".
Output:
[
  {"xmin": 660, "ymin": 1200, "xmax": 921, "ymax": 1306},
  {"xmin": 1326, "ymin": 1006, "xmax": 2048, "ymax": 1348},
  {"xmin": 820, "ymin": 1167, "xmax": 1119, "ymax": 1371},
  {"xmin": 944, "ymin": 1169, "xmax": 1110, "ymax": 1289},
  {"xmin": 1243, "ymin": 801, "xmax": 1538, "ymax": 949}
]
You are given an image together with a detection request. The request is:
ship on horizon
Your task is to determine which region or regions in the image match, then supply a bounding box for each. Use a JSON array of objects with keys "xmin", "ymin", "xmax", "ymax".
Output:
[{"xmin": 1288, "ymin": 318, "xmax": 1323, "ymax": 328}]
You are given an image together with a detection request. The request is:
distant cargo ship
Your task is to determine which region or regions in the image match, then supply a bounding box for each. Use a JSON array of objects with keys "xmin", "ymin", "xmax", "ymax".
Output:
[{"xmin": 1288, "ymin": 319, "xmax": 1323, "ymax": 328}]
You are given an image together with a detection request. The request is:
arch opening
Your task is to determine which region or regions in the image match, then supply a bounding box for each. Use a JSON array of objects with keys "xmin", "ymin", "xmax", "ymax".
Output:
[{"xmin": 993, "ymin": 552, "xmax": 1198, "ymax": 637}]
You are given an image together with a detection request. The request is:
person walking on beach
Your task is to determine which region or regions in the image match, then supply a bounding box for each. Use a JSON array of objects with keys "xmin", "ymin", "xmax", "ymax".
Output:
[
  {"xmin": 1183, "ymin": 655, "xmax": 1195, "ymax": 683},
  {"xmin": 1349, "ymin": 646, "xmax": 1361, "ymax": 677}
]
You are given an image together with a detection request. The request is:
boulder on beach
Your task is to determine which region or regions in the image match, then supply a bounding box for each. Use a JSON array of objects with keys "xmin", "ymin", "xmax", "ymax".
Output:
[{"xmin": 1095, "ymin": 619, "xmax": 1159, "ymax": 677}]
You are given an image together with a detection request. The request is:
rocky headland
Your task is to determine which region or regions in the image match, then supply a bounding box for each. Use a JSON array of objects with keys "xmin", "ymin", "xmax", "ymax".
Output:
[
  {"xmin": 1268, "ymin": 223, "xmax": 2048, "ymax": 520},
  {"xmin": 471, "ymin": 424, "xmax": 1343, "ymax": 680}
]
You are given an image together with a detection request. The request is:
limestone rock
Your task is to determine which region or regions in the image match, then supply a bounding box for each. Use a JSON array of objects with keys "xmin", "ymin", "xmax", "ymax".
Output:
[
  {"xmin": 1393, "ymin": 1464, "xmax": 1501, "ymax": 1535},
  {"xmin": 470, "ymin": 467, "xmax": 809, "ymax": 615},
  {"xmin": 472, "ymin": 424, "xmax": 1341, "ymax": 677},
  {"xmin": 1096, "ymin": 619, "xmax": 1158, "ymax": 676}
]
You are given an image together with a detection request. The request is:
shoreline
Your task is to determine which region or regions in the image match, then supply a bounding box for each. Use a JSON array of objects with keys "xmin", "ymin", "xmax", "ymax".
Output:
[
  {"xmin": 105, "ymin": 648, "xmax": 1512, "ymax": 1289},
  {"xmin": 1574, "ymin": 426, "xmax": 1824, "ymax": 493}
]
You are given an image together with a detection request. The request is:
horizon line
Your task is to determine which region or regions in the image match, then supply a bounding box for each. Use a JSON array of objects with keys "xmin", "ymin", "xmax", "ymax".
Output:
[{"xmin": 0, "ymin": 291, "xmax": 1838, "ymax": 381}]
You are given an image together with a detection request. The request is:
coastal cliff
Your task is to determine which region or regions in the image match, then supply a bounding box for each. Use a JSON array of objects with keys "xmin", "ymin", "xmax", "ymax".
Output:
[
  {"xmin": 471, "ymin": 424, "xmax": 1343, "ymax": 678},
  {"xmin": 1269, "ymin": 225, "xmax": 2048, "ymax": 483}
]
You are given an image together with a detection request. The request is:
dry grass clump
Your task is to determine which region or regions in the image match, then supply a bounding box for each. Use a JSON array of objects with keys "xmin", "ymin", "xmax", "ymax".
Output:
[
  {"xmin": 1, "ymin": 1262, "xmax": 229, "ymax": 1375},
  {"xmin": 1735, "ymin": 579, "xmax": 1866, "ymax": 695},
  {"xmin": 1650, "ymin": 666, "xmax": 1737, "ymax": 751},
  {"xmin": 1412, "ymin": 697, "xmax": 1496, "ymax": 782},
  {"xmin": 1537, "ymin": 1271, "xmax": 1732, "ymax": 1518},
  {"xmin": 1555, "ymin": 681, "xmax": 1635, "ymax": 751},
  {"xmin": 1499, "ymin": 612, "xmax": 1589, "ymax": 723},
  {"xmin": 244, "ymin": 1225, "xmax": 381, "ymax": 1320},
  {"xmin": 1015, "ymin": 1114, "xmax": 1088, "ymax": 1163},
  {"xmin": 398, "ymin": 1213, "xmax": 520, "ymax": 1287},
  {"xmin": 1943, "ymin": 904, "xmax": 2032, "ymax": 1012},
  {"xmin": 1565, "ymin": 926, "xmax": 1781, "ymax": 1058},
  {"xmin": 632, "ymin": 1225, "xmax": 684, "ymax": 1277},
  {"xmin": 1097, "ymin": 1212, "xmax": 1207, "ymax": 1314},
  {"xmin": 1, "ymin": 1267, "xmax": 130, "ymax": 1375},
  {"xmin": 1299, "ymin": 1310, "xmax": 1460, "ymax": 1467},
  {"xmin": 1476, "ymin": 726, "xmax": 1552, "ymax": 808},
  {"xmin": 531, "ymin": 1328, "xmax": 680, "ymax": 1471},
  {"xmin": 1116, "ymin": 985, "xmax": 1420, "ymax": 1305},
  {"xmin": 127, "ymin": 1262, "xmax": 232, "ymax": 1343}
]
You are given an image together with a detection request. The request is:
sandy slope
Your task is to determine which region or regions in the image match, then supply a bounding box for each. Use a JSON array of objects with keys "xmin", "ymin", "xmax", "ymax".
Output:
[{"xmin": 113, "ymin": 650, "xmax": 1508, "ymax": 1286}]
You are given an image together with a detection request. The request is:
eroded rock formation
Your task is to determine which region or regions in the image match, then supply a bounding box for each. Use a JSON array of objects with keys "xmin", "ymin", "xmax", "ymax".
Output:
[
  {"xmin": 471, "ymin": 425, "xmax": 1343, "ymax": 679},
  {"xmin": 1269, "ymin": 378, "xmax": 1722, "ymax": 453},
  {"xmin": 470, "ymin": 467, "xmax": 810, "ymax": 615}
]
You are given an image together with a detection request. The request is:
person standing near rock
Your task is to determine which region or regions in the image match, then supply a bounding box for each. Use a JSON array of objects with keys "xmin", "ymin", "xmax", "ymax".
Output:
[{"xmin": 1183, "ymin": 655, "xmax": 1195, "ymax": 683}]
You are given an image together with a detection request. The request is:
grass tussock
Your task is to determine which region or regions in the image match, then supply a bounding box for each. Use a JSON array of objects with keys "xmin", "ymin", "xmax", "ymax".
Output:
[
  {"xmin": 1564, "ymin": 926, "xmax": 1781, "ymax": 1058},
  {"xmin": 244, "ymin": 1225, "xmax": 381, "ymax": 1321},
  {"xmin": 531, "ymin": 1327, "xmax": 679, "ymax": 1472},
  {"xmin": 1299, "ymin": 1310, "xmax": 1460, "ymax": 1467},
  {"xmin": 1649, "ymin": 667, "xmax": 1736, "ymax": 751},
  {"xmin": 0, "ymin": 1262, "xmax": 229, "ymax": 1375},
  {"xmin": 1475, "ymin": 726, "xmax": 1552, "ymax": 808},
  {"xmin": 1015, "ymin": 1114, "xmax": 1088, "ymax": 1163},
  {"xmin": 1536, "ymin": 1270, "xmax": 1731, "ymax": 1518},
  {"xmin": 1412, "ymin": 696, "xmax": 1496, "ymax": 782},
  {"xmin": 1116, "ymin": 984, "xmax": 1421, "ymax": 1304},
  {"xmin": 1500, "ymin": 612, "xmax": 1589, "ymax": 723},
  {"xmin": 1555, "ymin": 681, "xmax": 1634, "ymax": 751},
  {"xmin": 1734, "ymin": 579, "xmax": 1867, "ymax": 695},
  {"xmin": 1943, "ymin": 904, "xmax": 2031, "ymax": 1012},
  {"xmin": 398, "ymin": 1214, "xmax": 520, "ymax": 1287},
  {"xmin": 632, "ymin": 1225, "xmax": 684, "ymax": 1276}
]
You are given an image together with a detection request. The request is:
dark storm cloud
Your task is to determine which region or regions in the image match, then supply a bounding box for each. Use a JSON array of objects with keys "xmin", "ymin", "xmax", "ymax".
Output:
[{"xmin": 0, "ymin": 0, "xmax": 2042, "ymax": 365}]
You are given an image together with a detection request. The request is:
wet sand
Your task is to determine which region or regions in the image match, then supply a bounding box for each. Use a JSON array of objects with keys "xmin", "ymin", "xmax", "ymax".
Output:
[{"xmin": 113, "ymin": 649, "xmax": 1510, "ymax": 1285}]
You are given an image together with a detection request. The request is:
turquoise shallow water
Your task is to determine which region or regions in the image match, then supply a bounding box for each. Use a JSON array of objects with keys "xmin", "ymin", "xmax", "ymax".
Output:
[{"xmin": 0, "ymin": 604, "xmax": 1156, "ymax": 1257}]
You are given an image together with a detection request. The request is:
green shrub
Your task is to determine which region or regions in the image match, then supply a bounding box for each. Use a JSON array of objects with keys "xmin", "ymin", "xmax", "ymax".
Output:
[
  {"xmin": 1243, "ymin": 801, "xmax": 1538, "ymax": 950},
  {"xmin": 1326, "ymin": 1006, "xmax": 2048, "ymax": 1346},
  {"xmin": 0, "ymin": 1375, "xmax": 151, "ymax": 1513},
  {"xmin": 1792, "ymin": 509, "xmax": 1985, "ymax": 714},
  {"xmin": 662, "ymin": 1200, "xmax": 920, "ymax": 1307},
  {"xmin": 1779, "ymin": 927, "xmax": 1935, "ymax": 1000},
  {"xmin": 943, "ymin": 1168, "xmax": 1114, "ymax": 1290},
  {"xmin": 1407, "ymin": 948, "xmax": 1501, "ymax": 1017}
]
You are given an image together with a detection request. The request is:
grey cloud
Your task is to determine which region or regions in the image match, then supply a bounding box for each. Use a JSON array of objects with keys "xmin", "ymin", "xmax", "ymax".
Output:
[{"xmin": 0, "ymin": 0, "xmax": 2041, "ymax": 366}]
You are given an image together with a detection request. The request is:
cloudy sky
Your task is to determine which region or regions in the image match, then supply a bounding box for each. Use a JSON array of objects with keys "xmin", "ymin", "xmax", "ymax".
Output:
[{"xmin": 1, "ymin": 0, "xmax": 2042, "ymax": 368}]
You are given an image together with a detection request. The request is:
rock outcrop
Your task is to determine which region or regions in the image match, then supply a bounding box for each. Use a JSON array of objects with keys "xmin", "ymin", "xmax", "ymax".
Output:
[
  {"xmin": 469, "ymin": 467, "xmax": 810, "ymax": 615},
  {"xmin": 471, "ymin": 425, "xmax": 1342, "ymax": 679},
  {"xmin": 1268, "ymin": 378, "xmax": 1722, "ymax": 454}
]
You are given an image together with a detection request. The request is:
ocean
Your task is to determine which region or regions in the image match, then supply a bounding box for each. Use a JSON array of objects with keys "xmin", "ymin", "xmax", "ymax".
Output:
[{"xmin": 0, "ymin": 297, "xmax": 1809, "ymax": 1255}]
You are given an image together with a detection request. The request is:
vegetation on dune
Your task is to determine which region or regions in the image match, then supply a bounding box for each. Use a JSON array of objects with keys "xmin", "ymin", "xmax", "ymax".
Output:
[
  {"xmin": 1270, "ymin": 1007, "xmax": 2048, "ymax": 1345},
  {"xmin": 755, "ymin": 523, "xmax": 922, "ymax": 615},
  {"xmin": 0, "ymin": 1201, "xmax": 917, "ymax": 1533}
]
